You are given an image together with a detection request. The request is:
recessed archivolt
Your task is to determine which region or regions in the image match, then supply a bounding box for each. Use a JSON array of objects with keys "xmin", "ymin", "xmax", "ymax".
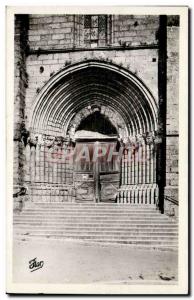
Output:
[
  {"xmin": 29, "ymin": 60, "xmax": 158, "ymax": 138},
  {"xmin": 66, "ymin": 105, "xmax": 128, "ymax": 138}
]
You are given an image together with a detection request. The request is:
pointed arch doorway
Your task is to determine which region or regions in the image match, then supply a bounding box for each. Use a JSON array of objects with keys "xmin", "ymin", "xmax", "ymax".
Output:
[{"xmin": 27, "ymin": 60, "xmax": 159, "ymax": 207}]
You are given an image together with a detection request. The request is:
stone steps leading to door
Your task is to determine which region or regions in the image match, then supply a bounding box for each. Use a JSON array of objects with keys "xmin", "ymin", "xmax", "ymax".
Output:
[{"xmin": 13, "ymin": 202, "xmax": 178, "ymax": 250}]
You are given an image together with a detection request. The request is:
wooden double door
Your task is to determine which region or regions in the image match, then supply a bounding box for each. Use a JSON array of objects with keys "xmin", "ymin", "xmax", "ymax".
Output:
[{"xmin": 73, "ymin": 139, "xmax": 120, "ymax": 202}]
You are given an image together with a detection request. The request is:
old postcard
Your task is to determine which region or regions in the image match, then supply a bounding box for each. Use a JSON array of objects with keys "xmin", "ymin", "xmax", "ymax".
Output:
[{"xmin": 6, "ymin": 6, "xmax": 188, "ymax": 294}]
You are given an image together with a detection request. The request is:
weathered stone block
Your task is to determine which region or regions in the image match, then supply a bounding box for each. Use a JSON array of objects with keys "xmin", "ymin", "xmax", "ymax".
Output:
[
  {"xmin": 28, "ymin": 35, "xmax": 41, "ymax": 42},
  {"xmin": 52, "ymin": 33, "xmax": 65, "ymax": 40}
]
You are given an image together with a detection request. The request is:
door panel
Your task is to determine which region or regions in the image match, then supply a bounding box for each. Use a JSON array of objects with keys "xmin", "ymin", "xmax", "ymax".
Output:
[
  {"xmin": 100, "ymin": 173, "xmax": 120, "ymax": 202},
  {"xmin": 74, "ymin": 172, "xmax": 95, "ymax": 202},
  {"xmin": 74, "ymin": 140, "xmax": 120, "ymax": 202}
]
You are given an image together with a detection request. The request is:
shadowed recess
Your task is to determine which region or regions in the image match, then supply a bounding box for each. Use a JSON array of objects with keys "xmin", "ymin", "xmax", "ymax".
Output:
[{"xmin": 77, "ymin": 111, "xmax": 117, "ymax": 135}]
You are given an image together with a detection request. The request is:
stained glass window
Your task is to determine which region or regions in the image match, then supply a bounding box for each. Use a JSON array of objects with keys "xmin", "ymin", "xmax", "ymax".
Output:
[
  {"xmin": 84, "ymin": 15, "xmax": 91, "ymax": 28},
  {"xmin": 84, "ymin": 15, "xmax": 107, "ymax": 47}
]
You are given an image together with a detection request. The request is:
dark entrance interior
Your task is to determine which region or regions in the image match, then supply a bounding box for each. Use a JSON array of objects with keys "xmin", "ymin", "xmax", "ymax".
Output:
[{"xmin": 77, "ymin": 111, "xmax": 117, "ymax": 135}]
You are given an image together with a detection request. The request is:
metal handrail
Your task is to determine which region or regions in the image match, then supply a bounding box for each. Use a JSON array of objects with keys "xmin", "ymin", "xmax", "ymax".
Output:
[{"xmin": 165, "ymin": 195, "xmax": 178, "ymax": 206}]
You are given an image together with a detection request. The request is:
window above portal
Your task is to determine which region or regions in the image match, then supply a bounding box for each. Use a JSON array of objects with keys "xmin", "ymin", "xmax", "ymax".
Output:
[{"xmin": 84, "ymin": 15, "xmax": 107, "ymax": 48}]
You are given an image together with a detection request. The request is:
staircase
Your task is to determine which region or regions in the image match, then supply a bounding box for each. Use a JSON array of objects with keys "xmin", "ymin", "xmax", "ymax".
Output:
[{"xmin": 13, "ymin": 203, "xmax": 178, "ymax": 250}]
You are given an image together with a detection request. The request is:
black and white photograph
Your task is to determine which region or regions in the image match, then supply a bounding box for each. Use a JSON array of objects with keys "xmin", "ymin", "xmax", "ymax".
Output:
[{"xmin": 6, "ymin": 6, "xmax": 188, "ymax": 295}]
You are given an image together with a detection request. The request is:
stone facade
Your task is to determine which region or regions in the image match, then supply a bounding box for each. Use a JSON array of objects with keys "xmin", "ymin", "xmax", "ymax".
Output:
[
  {"xmin": 165, "ymin": 20, "xmax": 179, "ymax": 215},
  {"xmin": 14, "ymin": 14, "xmax": 179, "ymax": 215},
  {"xmin": 14, "ymin": 15, "xmax": 28, "ymax": 191}
]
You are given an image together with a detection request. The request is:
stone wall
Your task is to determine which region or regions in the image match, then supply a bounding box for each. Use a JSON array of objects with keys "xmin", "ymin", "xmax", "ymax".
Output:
[
  {"xmin": 28, "ymin": 14, "xmax": 159, "ymax": 50},
  {"xmin": 164, "ymin": 17, "xmax": 179, "ymax": 216},
  {"xmin": 14, "ymin": 15, "xmax": 29, "ymax": 190},
  {"xmin": 28, "ymin": 15, "xmax": 76, "ymax": 50},
  {"xmin": 112, "ymin": 15, "xmax": 159, "ymax": 46}
]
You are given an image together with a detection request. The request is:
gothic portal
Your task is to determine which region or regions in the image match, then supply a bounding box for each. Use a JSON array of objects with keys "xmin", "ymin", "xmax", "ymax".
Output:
[
  {"xmin": 21, "ymin": 61, "xmax": 160, "ymax": 206},
  {"xmin": 13, "ymin": 14, "xmax": 179, "ymax": 216}
]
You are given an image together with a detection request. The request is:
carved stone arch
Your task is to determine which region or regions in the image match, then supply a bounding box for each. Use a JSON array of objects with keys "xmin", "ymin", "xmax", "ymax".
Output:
[
  {"xmin": 29, "ymin": 60, "xmax": 158, "ymax": 138},
  {"xmin": 66, "ymin": 105, "xmax": 128, "ymax": 139}
]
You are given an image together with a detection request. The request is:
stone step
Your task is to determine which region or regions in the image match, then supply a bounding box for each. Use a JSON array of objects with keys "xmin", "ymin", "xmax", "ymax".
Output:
[
  {"xmin": 14, "ymin": 214, "xmax": 170, "ymax": 219},
  {"xmin": 19, "ymin": 210, "xmax": 159, "ymax": 215},
  {"xmin": 25, "ymin": 204, "xmax": 157, "ymax": 208},
  {"xmin": 30, "ymin": 204, "xmax": 156, "ymax": 208},
  {"xmin": 14, "ymin": 225, "xmax": 177, "ymax": 232},
  {"xmin": 14, "ymin": 224, "xmax": 177, "ymax": 230},
  {"xmin": 14, "ymin": 216, "xmax": 174, "ymax": 221},
  {"xmin": 33, "ymin": 202, "xmax": 155, "ymax": 205},
  {"xmin": 14, "ymin": 215, "xmax": 177, "ymax": 221},
  {"xmin": 17, "ymin": 208, "xmax": 162, "ymax": 213},
  {"xmin": 14, "ymin": 219, "xmax": 176, "ymax": 225},
  {"xmin": 13, "ymin": 229, "xmax": 178, "ymax": 235},
  {"xmin": 14, "ymin": 229, "xmax": 178, "ymax": 237},
  {"xmin": 26, "ymin": 208, "xmax": 158, "ymax": 212},
  {"xmin": 59, "ymin": 206, "xmax": 158, "ymax": 209},
  {"xmin": 14, "ymin": 235, "xmax": 178, "ymax": 242},
  {"xmin": 13, "ymin": 203, "xmax": 177, "ymax": 249},
  {"xmin": 17, "ymin": 214, "xmax": 163, "ymax": 219},
  {"xmin": 14, "ymin": 225, "xmax": 178, "ymax": 231}
]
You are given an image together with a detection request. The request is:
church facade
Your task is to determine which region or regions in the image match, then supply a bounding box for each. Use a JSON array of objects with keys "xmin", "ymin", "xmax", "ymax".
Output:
[{"xmin": 14, "ymin": 14, "xmax": 179, "ymax": 216}]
